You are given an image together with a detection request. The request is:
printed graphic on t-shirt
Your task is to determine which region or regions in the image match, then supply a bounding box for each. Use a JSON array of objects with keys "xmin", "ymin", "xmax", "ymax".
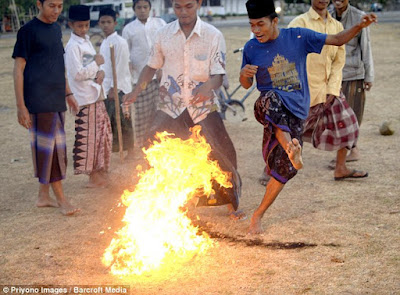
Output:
[
  {"xmin": 82, "ymin": 53, "xmax": 95, "ymax": 67},
  {"xmin": 268, "ymin": 54, "xmax": 301, "ymax": 92}
]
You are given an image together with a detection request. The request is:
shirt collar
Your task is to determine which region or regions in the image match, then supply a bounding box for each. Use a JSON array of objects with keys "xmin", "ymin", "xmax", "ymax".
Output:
[
  {"xmin": 309, "ymin": 7, "xmax": 335, "ymax": 23},
  {"xmin": 70, "ymin": 31, "xmax": 90, "ymax": 43},
  {"xmin": 104, "ymin": 31, "xmax": 118, "ymax": 40},
  {"xmin": 172, "ymin": 16, "xmax": 203, "ymax": 37}
]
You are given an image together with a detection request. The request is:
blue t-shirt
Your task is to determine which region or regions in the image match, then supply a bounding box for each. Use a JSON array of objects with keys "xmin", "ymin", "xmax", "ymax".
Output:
[
  {"xmin": 12, "ymin": 17, "xmax": 66, "ymax": 114},
  {"xmin": 242, "ymin": 27, "xmax": 326, "ymax": 119}
]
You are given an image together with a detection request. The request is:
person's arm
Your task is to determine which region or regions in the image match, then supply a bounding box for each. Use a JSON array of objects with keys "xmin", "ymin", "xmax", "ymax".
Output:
[
  {"xmin": 191, "ymin": 74, "xmax": 223, "ymax": 104},
  {"xmin": 327, "ymin": 25, "xmax": 346, "ymax": 97},
  {"xmin": 13, "ymin": 57, "xmax": 31, "ymax": 129},
  {"xmin": 360, "ymin": 26, "xmax": 374, "ymax": 91},
  {"xmin": 65, "ymin": 77, "xmax": 79, "ymax": 114},
  {"xmin": 239, "ymin": 64, "xmax": 258, "ymax": 89},
  {"xmin": 325, "ymin": 13, "xmax": 377, "ymax": 46},
  {"xmin": 122, "ymin": 65, "xmax": 157, "ymax": 105}
]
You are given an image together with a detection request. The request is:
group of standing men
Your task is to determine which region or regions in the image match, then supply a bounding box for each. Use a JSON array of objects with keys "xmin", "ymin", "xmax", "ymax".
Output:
[{"xmin": 13, "ymin": 0, "xmax": 376, "ymax": 236}]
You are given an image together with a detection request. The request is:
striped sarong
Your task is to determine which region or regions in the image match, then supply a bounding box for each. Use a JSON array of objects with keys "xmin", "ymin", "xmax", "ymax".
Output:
[
  {"xmin": 29, "ymin": 112, "xmax": 67, "ymax": 184},
  {"xmin": 342, "ymin": 80, "xmax": 366, "ymax": 125},
  {"xmin": 73, "ymin": 101, "xmax": 112, "ymax": 175},
  {"xmin": 133, "ymin": 79, "xmax": 158, "ymax": 148},
  {"xmin": 303, "ymin": 93, "xmax": 359, "ymax": 151}
]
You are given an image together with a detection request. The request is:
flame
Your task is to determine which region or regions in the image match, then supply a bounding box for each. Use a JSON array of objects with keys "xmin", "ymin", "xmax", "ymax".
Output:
[{"xmin": 102, "ymin": 125, "xmax": 232, "ymax": 276}]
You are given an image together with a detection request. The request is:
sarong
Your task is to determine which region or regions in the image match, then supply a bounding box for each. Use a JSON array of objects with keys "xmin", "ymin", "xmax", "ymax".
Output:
[
  {"xmin": 104, "ymin": 91, "xmax": 134, "ymax": 152},
  {"xmin": 73, "ymin": 101, "xmax": 112, "ymax": 175},
  {"xmin": 134, "ymin": 79, "xmax": 158, "ymax": 148},
  {"xmin": 342, "ymin": 80, "xmax": 366, "ymax": 125},
  {"xmin": 254, "ymin": 91, "xmax": 304, "ymax": 184},
  {"xmin": 303, "ymin": 93, "xmax": 359, "ymax": 151},
  {"xmin": 29, "ymin": 112, "xmax": 67, "ymax": 184}
]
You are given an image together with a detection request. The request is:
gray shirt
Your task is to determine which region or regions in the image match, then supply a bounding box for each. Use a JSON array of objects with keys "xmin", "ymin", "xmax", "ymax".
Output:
[{"xmin": 329, "ymin": 4, "xmax": 374, "ymax": 82}]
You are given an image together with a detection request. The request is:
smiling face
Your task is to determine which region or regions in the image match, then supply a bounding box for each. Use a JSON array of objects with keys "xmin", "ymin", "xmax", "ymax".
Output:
[
  {"xmin": 172, "ymin": 0, "xmax": 201, "ymax": 28},
  {"xmin": 249, "ymin": 16, "xmax": 279, "ymax": 43},
  {"xmin": 37, "ymin": 0, "xmax": 63, "ymax": 24},
  {"xmin": 332, "ymin": 0, "xmax": 349, "ymax": 13},
  {"xmin": 99, "ymin": 15, "xmax": 116, "ymax": 37}
]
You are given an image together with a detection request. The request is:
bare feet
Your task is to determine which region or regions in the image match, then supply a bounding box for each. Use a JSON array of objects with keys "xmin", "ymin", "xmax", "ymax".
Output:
[
  {"xmin": 228, "ymin": 210, "xmax": 247, "ymax": 221},
  {"xmin": 286, "ymin": 138, "xmax": 303, "ymax": 170},
  {"xmin": 58, "ymin": 200, "xmax": 80, "ymax": 216},
  {"xmin": 346, "ymin": 147, "xmax": 360, "ymax": 162},
  {"xmin": 36, "ymin": 188, "xmax": 59, "ymax": 208},
  {"xmin": 87, "ymin": 171, "xmax": 109, "ymax": 188},
  {"xmin": 248, "ymin": 214, "xmax": 263, "ymax": 235}
]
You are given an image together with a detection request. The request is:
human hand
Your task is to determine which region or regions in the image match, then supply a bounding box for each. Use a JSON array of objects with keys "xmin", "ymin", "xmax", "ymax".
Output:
[
  {"xmin": 66, "ymin": 95, "xmax": 79, "ymax": 115},
  {"xmin": 122, "ymin": 92, "xmax": 137, "ymax": 105},
  {"xmin": 17, "ymin": 105, "xmax": 31, "ymax": 129},
  {"xmin": 94, "ymin": 54, "xmax": 105, "ymax": 66},
  {"xmin": 364, "ymin": 82, "xmax": 373, "ymax": 91},
  {"xmin": 95, "ymin": 70, "xmax": 105, "ymax": 85},
  {"xmin": 191, "ymin": 84, "xmax": 213, "ymax": 105},
  {"xmin": 240, "ymin": 64, "xmax": 258, "ymax": 78},
  {"xmin": 325, "ymin": 94, "xmax": 335, "ymax": 105},
  {"xmin": 359, "ymin": 13, "xmax": 377, "ymax": 28}
]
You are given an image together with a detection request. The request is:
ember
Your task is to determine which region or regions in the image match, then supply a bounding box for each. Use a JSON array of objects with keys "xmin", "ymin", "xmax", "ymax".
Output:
[{"xmin": 102, "ymin": 125, "xmax": 232, "ymax": 275}]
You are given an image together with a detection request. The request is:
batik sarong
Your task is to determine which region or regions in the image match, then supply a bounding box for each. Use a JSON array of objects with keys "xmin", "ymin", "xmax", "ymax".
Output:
[
  {"xmin": 254, "ymin": 91, "xmax": 304, "ymax": 184},
  {"xmin": 104, "ymin": 91, "xmax": 134, "ymax": 152},
  {"xmin": 134, "ymin": 79, "xmax": 158, "ymax": 148},
  {"xmin": 29, "ymin": 112, "xmax": 67, "ymax": 184},
  {"xmin": 73, "ymin": 101, "xmax": 112, "ymax": 175},
  {"xmin": 342, "ymin": 80, "xmax": 366, "ymax": 125},
  {"xmin": 303, "ymin": 93, "xmax": 359, "ymax": 151}
]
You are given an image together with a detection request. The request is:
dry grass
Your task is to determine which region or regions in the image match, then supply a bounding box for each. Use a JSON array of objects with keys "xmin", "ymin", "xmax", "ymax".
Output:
[{"xmin": 0, "ymin": 22, "xmax": 399, "ymax": 295}]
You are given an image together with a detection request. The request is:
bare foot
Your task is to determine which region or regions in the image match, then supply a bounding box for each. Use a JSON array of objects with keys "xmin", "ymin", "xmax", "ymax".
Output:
[
  {"xmin": 58, "ymin": 200, "xmax": 80, "ymax": 216},
  {"xmin": 346, "ymin": 147, "xmax": 360, "ymax": 162},
  {"xmin": 287, "ymin": 138, "xmax": 303, "ymax": 170},
  {"xmin": 87, "ymin": 172, "xmax": 109, "ymax": 188},
  {"xmin": 36, "ymin": 192, "xmax": 59, "ymax": 208},
  {"xmin": 248, "ymin": 214, "xmax": 263, "ymax": 235},
  {"xmin": 228, "ymin": 210, "xmax": 247, "ymax": 221}
]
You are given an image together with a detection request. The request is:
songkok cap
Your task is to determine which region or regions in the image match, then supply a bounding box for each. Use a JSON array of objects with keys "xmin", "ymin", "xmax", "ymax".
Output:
[
  {"xmin": 246, "ymin": 0, "xmax": 276, "ymax": 19},
  {"xmin": 69, "ymin": 5, "xmax": 90, "ymax": 21},
  {"xmin": 99, "ymin": 8, "xmax": 116, "ymax": 20}
]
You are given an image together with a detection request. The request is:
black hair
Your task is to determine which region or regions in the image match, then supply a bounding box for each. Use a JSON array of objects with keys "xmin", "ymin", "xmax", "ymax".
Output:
[
  {"xmin": 267, "ymin": 12, "xmax": 278, "ymax": 20},
  {"xmin": 132, "ymin": 0, "xmax": 152, "ymax": 10},
  {"xmin": 99, "ymin": 7, "xmax": 116, "ymax": 21}
]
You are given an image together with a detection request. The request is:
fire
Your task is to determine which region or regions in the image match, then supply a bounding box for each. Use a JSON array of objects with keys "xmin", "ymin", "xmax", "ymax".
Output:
[{"xmin": 102, "ymin": 125, "xmax": 232, "ymax": 276}]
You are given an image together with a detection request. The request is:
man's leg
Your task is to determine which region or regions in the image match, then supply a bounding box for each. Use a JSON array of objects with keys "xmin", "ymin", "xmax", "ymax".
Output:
[
  {"xmin": 249, "ymin": 177, "xmax": 285, "ymax": 234},
  {"xmin": 275, "ymin": 128, "xmax": 303, "ymax": 170},
  {"xmin": 50, "ymin": 180, "xmax": 80, "ymax": 216},
  {"xmin": 36, "ymin": 183, "xmax": 59, "ymax": 208},
  {"xmin": 334, "ymin": 148, "xmax": 368, "ymax": 179}
]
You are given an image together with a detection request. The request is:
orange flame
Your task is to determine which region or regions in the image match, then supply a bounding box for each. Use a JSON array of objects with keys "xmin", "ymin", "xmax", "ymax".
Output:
[{"xmin": 102, "ymin": 125, "xmax": 232, "ymax": 275}]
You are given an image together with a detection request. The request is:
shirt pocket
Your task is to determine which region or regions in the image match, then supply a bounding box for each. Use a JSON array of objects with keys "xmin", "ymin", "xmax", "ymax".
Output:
[{"xmin": 190, "ymin": 54, "xmax": 209, "ymax": 82}]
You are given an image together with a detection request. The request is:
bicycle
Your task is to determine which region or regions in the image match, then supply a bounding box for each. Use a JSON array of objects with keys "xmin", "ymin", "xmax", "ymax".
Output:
[{"xmin": 217, "ymin": 47, "xmax": 257, "ymax": 122}]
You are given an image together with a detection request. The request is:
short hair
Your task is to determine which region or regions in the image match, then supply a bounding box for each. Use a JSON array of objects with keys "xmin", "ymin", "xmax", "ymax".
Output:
[
  {"xmin": 133, "ymin": 0, "xmax": 152, "ymax": 10},
  {"xmin": 99, "ymin": 7, "xmax": 116, "ymax": 21},
  {"xmin": 267, "ymin": 12, "xmax": 278, "ymax": 20}
]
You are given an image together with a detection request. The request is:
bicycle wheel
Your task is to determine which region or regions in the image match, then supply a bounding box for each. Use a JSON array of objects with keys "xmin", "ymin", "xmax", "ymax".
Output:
[{"xmin": 224, "ymin": 100, "xmax": 246, "ymax": 122}]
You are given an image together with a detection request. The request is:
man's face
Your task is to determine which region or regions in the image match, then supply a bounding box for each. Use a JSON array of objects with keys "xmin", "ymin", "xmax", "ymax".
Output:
[
  {"xmin": 69, "ymin": 20, "xmax": 90, "ymax": 38},
  {"xmin": 134, "ymin": 0, "xmax": 151, "ymax": 23},
  {"xmin": 249, "ymin": 17, "xmax": 277, "ymax": 43},
  {"xmin": 173, "ymin": 0, "xmax": 201, "ymax": 27},
  {"xmin": 311, "ymin": 0, "xmax": 330, "ymax": 11},
  {"xmin": 99, "ymin": 15, "xmax": 116, "ymax": 37},
  {"xmin": 332, "ymin": 0, "xmax": 349, "ymax": 11},
  {"xmin": 37, "ymin": 0, "xmax": 63, "ymax": 24}
]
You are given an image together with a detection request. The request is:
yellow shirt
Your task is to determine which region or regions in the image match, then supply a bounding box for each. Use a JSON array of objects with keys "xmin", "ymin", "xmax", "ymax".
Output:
[{"xmin": 288, "ymin": 7, "xmax": 345, "ymax": 107}]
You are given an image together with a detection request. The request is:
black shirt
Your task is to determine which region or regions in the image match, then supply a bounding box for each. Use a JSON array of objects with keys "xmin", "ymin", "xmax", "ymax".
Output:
[{"xmin": 12, "ymin": 17, "xmax": 66, "ymax": 114}]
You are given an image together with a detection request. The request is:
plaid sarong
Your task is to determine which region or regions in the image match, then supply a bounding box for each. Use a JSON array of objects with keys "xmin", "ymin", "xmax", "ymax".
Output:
[
  {"xmin": 303, "ymin": 93, "xmax": 359, "ymax": 151},
  {"xmin": 29, "ymin": 112, "xmax": 67, "ymax": 184},
  {"xmin": 254, "ymin": 91, "xmax": 304, "ymax": 184},
  {"xmin": 133, "ymin": 79, "xmax": 158, "ymax": 148},
  {"xmin": 73, "ymin": 101, "xmax": 112, "ymax": 175}
]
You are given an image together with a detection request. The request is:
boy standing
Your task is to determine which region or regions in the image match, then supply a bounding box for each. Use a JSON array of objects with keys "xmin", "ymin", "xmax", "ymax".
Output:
[
  {"xmin": 12, "ymin": 0, "xmax": 79, "ymax": 215},
  {"xmin": 98, "ymin": 8, "xmax": 134, "ymax": 160},
  {"xmin": 65, "ymin": 5, "xmax": 112, "ymax": 188},
  {"xmin": 122, "ymin": 0, "xmax": 166, "ymax": 153},
  {"xmin": 240, "ymin": 0, "xmax": 376, "ymax": 234}
]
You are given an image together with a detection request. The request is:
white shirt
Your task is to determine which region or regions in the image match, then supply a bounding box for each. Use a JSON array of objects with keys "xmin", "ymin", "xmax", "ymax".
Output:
[
  {"xmin": 148, "ymin": 17, "xmax": 226, "ymax": 124},
  {"xmin": 122, "ymin": 17, "xmax": 166, "ymax": 84},
  {"xmin": 64, "ymin": 32, "xmax": 102, "ymax": 107},
  {"xmin": 99, "ymin": 32, "xmax": 132, "ymax": 95}
]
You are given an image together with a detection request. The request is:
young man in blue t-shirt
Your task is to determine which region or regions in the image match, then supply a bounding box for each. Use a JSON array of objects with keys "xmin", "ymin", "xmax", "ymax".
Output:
[
  {"xmin": 12, "ymin": 0, "xmax": 80, "ymax": 216},
  {"xmin": 241, "ymin": 0, "xmax": 377, "ymax": 234}
]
